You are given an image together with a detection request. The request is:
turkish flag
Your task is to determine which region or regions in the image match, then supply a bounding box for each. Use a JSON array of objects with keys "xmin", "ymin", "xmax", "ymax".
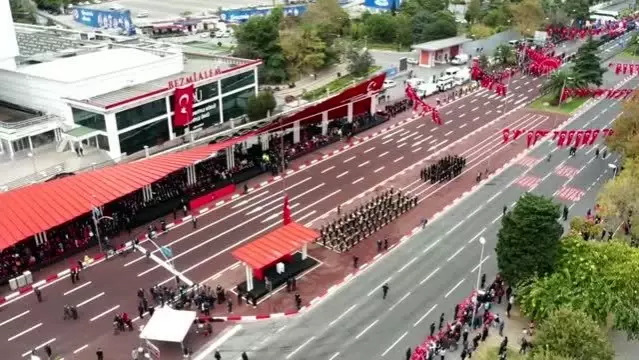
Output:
[
  {"xmin": 583, "ymin": 129, "xmax": 592, "ymax": 145},
  {"xmin": 589, "ymin": 129, "xmax": 600, "ymax": 145},
  {"xmin": 502, "ymin": 128, "xmax": 510, "ymax": 144},
  {"xmin": 526, "ymin": 131, "xmax": 534, "ymax": 148},
  {"xmin": 282, "ymin": 194, "xmax": 292, "ymax": 225},
  {"xmin": 574, "ymin": 130, "xmax": 584, "ymax": 147},
  {"xmin": 557, "ymin": 130, "xmax": 568, "ymax": 147},
  {"xmin": 615, "ymin": 63, "xmax": 622, "ymax": 75},
  {"xmin": 173, "ymin": 84, "xmax": 194, "ymax": 127}
]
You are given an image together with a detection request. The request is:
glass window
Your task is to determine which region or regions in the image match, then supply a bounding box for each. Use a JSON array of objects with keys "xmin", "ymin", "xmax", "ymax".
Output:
[
  {"xmin": 118, "ymin": 119, "xmax": 169, "ymax": 156},
  {"xmin": 221, "ymin": 71, "xmax": 255, "ymax": 94},
  {"xmin": 169, "ymin": 81, "xmax": 219, "ymax": 112},
  {"xmin": 222, "ymin": 87, "xmax": 254, "ymax": 122},
  {"xmin": 97, "ymin": 134, "xmax": 110, "ymax": 151},
  {"xmin": 116, "ymin": 98, "xmax": 167, "ymax": 130},
  {"xmin": 72, "ymin": 107, "xmax": 106, "ymax": 131}
]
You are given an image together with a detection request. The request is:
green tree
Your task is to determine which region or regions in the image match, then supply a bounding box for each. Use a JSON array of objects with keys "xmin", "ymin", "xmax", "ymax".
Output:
[
  {"xmin": 573, "ymin": 38, "xmax": 605, "ymax": 86},
  {"xmin": 606, "ymin": 94, "xmax": 639, "ymax": 159},
  {"xmin": 481, "ymin": 4, "xmax": 512, "ymax": 29},
  {"xmin": 510, "ymin": 0, "xmax": 545, "ymax": 37},
  {"xmin": 411, "ymin": 11, "xmax": 458, "ymax": 44},
  {"xmin": 569, "ymin": 216, "xmax": 603, "ymax": 241},
  {"xmin": 528, "ymin": 350, "xmax": 575, "ymax": 360},
  {"xmin": 534, "ymin": 309, "xmax": 614, "ymax": 360},
  {"xmin": 303, "ymin": 0, "xmax": 350, "ymax": 46},
  {"xmin": 540, "ymin": 69, "xmax": 584, "ymax": 105},
  {"xmin": 363, "ymin": 13, "xmax": 397, "ymax": 44},
  {"xmin": 562, "ymin": 0, "xmax": 590, "ymax": 22},
  {"xmin": 246, "ymin": 91, "xmax": 277, "ymax": 121},
  {"xmin": 597, "ymin": 157, "xmax": 639, "ymax": 239},
  {"xmin": 518, "ymin": 236, "xmax": 639, "ymax": 338},
  {"xmin": 401, "ymin": 0, "xmax": 448, "ymax": 16},
  {"xmin": 495, "ymin": 193, "xmax": 563, "ymax": 286},
  {"xmin": 478, "ymin": 54, "xmax": 490, "ymax": 69},
  {"xmin": 346, "ymin": 48, "xmax": 375, "ymax": 78},
  {"xmin": 465, "ymin": 0, "xmax": 482, "ymax": 24},
  {"xmin": 280, "ymin": 26, "xmax": 327, "ymax": 79},
  {"xmin": 469, "ymin": 24, "xmax": 496, "ymax": 39},
  {"xmin": 395, "ymin": 14, "xmax": 413, "ymax": 49},
  {"xmin": 10, "ymin": 0, "xmax": 37, "ymax": 23},
  {"xmin": 234, "ymin": 8, "xmax": 287, "ymax": 83},
  {"xmin": 494, "ymin": 44, "xmax": 517, "ymax": 67}
]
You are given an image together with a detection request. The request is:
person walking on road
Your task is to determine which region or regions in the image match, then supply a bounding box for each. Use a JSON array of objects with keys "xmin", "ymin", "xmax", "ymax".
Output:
[
  {"xmin": 406, "ymin": 347, "xmax": 411, "ymax": 360},
  {"xmin": 241, "ymin": 352, "xmax": 249, "ymax": 360},
  {"xmin": 34, "ymin": 287, "xmax": 42, "ymax": 303},
  {"xmin": 192, "ymin": 216, "xmax": 197, "ymax": 229},
  {"xmin": 214, "ymin": 350, "xmax": 222, "ymax": 360},
  {"xmin": 430, "ymin": 322, "xmax": 436, "ymax": 337},
  {"xmin": 563, "ymin": 205, "xmax": 569, "ymax": 221},
  {"xmin": 439, "ymin": 312, "xmax": 445, "ymax": 330},
  {"xmin": 96, "ymin": 348, "xmax": 104, "ymax": 360},
  {"xmin": 382, "ymin": 283, "xmax": 389, "ymax": 299}
]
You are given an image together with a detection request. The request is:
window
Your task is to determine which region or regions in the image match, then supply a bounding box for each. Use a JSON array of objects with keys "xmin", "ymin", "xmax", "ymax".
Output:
[
  {"xmin": 118, "ymin": 119, "xmax": 170, "ymax": 156},
  {"xmin": 221, "ymin": 71, "xmax": 255, "ymax": 94},
  {"xmin": 222, "ymin": 87, "xmax": 254, "ymax": 122},
  {"xmin": 116, "ymin": 98, "xmax": 167, "ymax": 130},
  {"xmin": 72, "ymin": 107, "xmax": 106, "ymax": 131},
  {"xmin": 97, "ymin": 134, "xmax": 110, "ymax": 151}
]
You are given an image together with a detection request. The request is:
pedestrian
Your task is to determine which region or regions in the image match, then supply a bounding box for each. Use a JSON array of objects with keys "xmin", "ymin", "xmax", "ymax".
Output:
[
  {"xmin": 192, "ymin": 217, "xmax": 197, "ymax": 229},
  {"xmin": 96, "ymin": 348, "xmax": 104, "ymax": 360},
  {"xmin": 241, "ymin": 351, "xmax": 249, "ymax": 360},
  {"xmin": 214, "ymin": 350, "xmax": 222, "ymax": 360},
  {"xmin": 35, "ymin": 287, "xmax": 42, "ymax": 303},
  {"xmin": 70, "ymin": 269, "xmax": 76, "ymax": 284},
  {"xmin": 503, "ymin": 205, "xmax": 507, "ymax": 216},
  {"xmin": 337, "ymin": 205, "xmax": 341, "ymax": 216},
  {"xmin": 295, "ymin": 293, "xmax": 302, "ymax": 309},
  {"xmin": 353, "ymin": 256, "xmax": 359, "ymax": 269},
  {"xmin": 595, "ymin": 148, "xmax": 600, "ymax": 158},
  {"xmin": 138, "ymin": 303, "xmax": 145, "ymax": 319},
  {"xmin": 383, "ymin": 237, "xmax": 389, "ymax": 250},
  {"xmin": 227, "ymin": 299, "xmax": 233, "ymax": 313},
  {"xmin": 173, "ymin": 208, "xmax": 177, "ymax": 220},
  {"xmin": 183, "ymin": 204, "xmax": 188, "ymax": 216},
  {"xmin": 44, "ymin": 345, "xmax": 52, "ymax": 358},
  {"xmin": 602, "ymin": 149, "xmax": 607, "ymax": 159},
  {"xmin": 406, "ymin": 347, "xmax": 412, "ymax": 360},
  {"xmin": 453, "ymin": 304, "xmax": 459, "ymax": 320},
  {"xmin": 421, "ymin": 217, "xmax": 428, "ymax": 229},
  {"xmin": 481, "ymin": 325, "xmax": 489, "ymax": 341},
  {"xmin": 382, "ymin": 283, "xmax": 389, "ymax": 299},
  {"xmin": 480, "ymin": 273, "xmax": 486, "ymax": 289},
  {"xmin": 563, "ymin": 205, "xmax": 569, "ymax": 221},
  {"xmin": 439, "ymin": 312, "xmax": 445, "ymax": 329},
  {"xmin": 460, "ymin": 347, "xmax": 468, "ymax": 360},
  {"xmin": 377, "ymin": 239, "xmax": 382, "ymax": 252},
  {"xmin": 499, "ymin": 320, "xmax": 505, "ymax": 336},
  {"xmin": 430, "ymin": 322, "xmax": 436, "ymax": 337}
]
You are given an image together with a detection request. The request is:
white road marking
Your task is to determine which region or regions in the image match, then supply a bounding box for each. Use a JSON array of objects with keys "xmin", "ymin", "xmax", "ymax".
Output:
[
  {"xmin": 473, "ymin": 116, "xmax": 480, "ymax": 122},
  {"xmin": 458, "ymin": 104, "xmax": 465, "ymax": 109},
  {"xmin": 413, "ymin": 304, "xmax": 438, "ymax": 327},
  {"xmin": 471, "ymin": 107, "xmax": 478, "ymax": 112},
  {"xmin": 447, "ymin": 246, "xmax": 465, "ymax": 262},
  {"xmin": 389, "ymin": 291, "xmax": 411, "ymax": 311},
  {"xmin": 378, "ymin": 151, "xmax": 389, "ymax": 158},
  {"xmin": 73, "ymin": 344, "xmax": 89, "ymax": 354},
  {"xmin": 394, "ymin": 156, "xmax": 404, "ymax": 163},
  {"xmin": 21, "ymin": 338, "xmax": 56, "ymax": 358},
  {"xmin": 420, "ymin": 267, "xmax": 440, "ymax": 285},
  {"xmin": 459, "ymin": 123, "xmax": 467, "ymax": 129},
  {"xmin": 336, "ymin": 171, "xmax": 349, "ymax": 178},
  {"xmin": 63, "ymin": 281, "xmax": 92, "ymax": 296},
  {"xmin": 356, "ymin": 319, "xmax": 379, "ymax": 339},
  {"xmin": 381, "ymin": 331, "xmax": 409, "ymax": 357},
  {"xmin": 444, "ymin": 130, "xmax": 453, "ymax": 136},
  {"xmin": 352, "ymin": 177, "xmax": 364, "ymax": 185},
  {"xmin": 484, "ymin": 101, "xmax": 490, "ymax": 106},
  {"xmin": 328, "ymin": 352, "xmax": 340, "ymax": 360},
  {"xmin": 398, "ymin": 143, "xmax": 406, "ymax": 148},
  {"xmin": 382, "ymin": 138, "xmax": 394, "ymax": 145},
  {"xmin": 412, "ymin": 146, "xmax": 422, "ymax": 153},
  {"xmin": 364, "ymin": 147, "xmax": 375, "ymax": 154},
  {"xmin": 471, "ymin": 256, "xmax": 491, "ymax": 273},
  {"xmin": 459, "ymin": 113, "xmax": 466, "ymax": 118},
  {"xmin": 76, "ymin": 292, "xmax": 105, "ymax": 308},
  {"xmin": 8, "ymin": 323, "xmax": 42, "ymax": 341},
  {"xmin": 397, "ymin": 256, "xmax": 418, "ymax": 273},
  {"xmin": 358, "ymin": 160, "xmax": 370, "ymax": 167},
  {"xmin": 374, "ymin": 166, "xmax": 385, "ymax": 173},
  {"xmin": 367, "ymin": 276, "xmax": 392, "ymax": 297},
  {"xmin": 285, "ymin": 336, "xmax": 316, "ymax": 359},
  {"xmin": 445, "ymin": 279, "xmax": 465, "ymax": 298},
  {"xmin": 468, "ymin": 228, "xmax": 487, "ymax": 243},
  {"xmin": 321, "ymin": 166, "xmax": 335, "ymax": 174},
  {"xmin": 329, "ymin": 304, "xmax": 357, "ymax": 327},
  {"xmin": 90, "ymin": 305, "xmax": 120, "ymax": 322},
  {"xmin": 344, "ymin": 156, "xmax": 356, "ymax": 163},
  {"xmin": 0, "ymin": 310, "xmax": 30, "ymax": 328}
]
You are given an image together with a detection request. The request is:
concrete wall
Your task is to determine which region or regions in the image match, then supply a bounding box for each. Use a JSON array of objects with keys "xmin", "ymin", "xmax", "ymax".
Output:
[{"xmin": 461, "ymin": 29, "xmax": 522, "ymax": 57}]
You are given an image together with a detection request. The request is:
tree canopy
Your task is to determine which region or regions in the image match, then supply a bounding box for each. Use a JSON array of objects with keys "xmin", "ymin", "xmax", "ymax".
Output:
[
  {"xmin": 346, "ymin": 49, "xmax": 375, "ymax": 78},
  {"xmin": 510, "ymin": 0, "xmax": 545, "ymax": 37},
  {"xmin": 246, "ymin": 91, "xmax": 277, "ymax": 122},
  {"xmin": 572, "ymin": 38, "xmax": 605, "ymax": 87},
  {"xmin": 606, "ymin": 93, "xmax": 639, "ymax": 159},
  {"xmin": 518, "ymin": 235, "xmax": 639, "ymax": 339},
  {"xmin": 596, "ymin": 156, "xmax": 639, "ymax": 239},
  {"xmin": 495, "ymin": 193, "xmax": 563, "ymax": 286},
  {"xmin": 533, "ymin": 308, "xmax": 614, "ymax": 360},
  {"xmin": 541, "ymin": 69, "xmax": 585, "ymax": 105},
  {"xmin": 10, "ymin": 0, "xmax": 37, "ymax": 23}
]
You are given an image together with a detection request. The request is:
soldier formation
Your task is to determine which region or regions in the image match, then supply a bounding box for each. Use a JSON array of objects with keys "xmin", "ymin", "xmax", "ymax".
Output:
[{"xmin": 421, "ymin": 155, "xmax": 467, "ymax": 184}]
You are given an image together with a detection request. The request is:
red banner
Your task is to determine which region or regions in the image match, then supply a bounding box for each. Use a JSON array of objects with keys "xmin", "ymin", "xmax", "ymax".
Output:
[
  {"xmin": 609, "ymin": 62, "xmax": 639, "ymax": 76},
  {"xmin": 471, "ymin": 64, "xmax": 514, "ymax": 96},
  {"xmin": 405, "ymin": 85, "xmax": 443, "ymax": 125},
  {"xmin": 173, "ymin": 84, "xmax": 195, "ymax": 127},
  {"xmin": 189, "ymin": 184, "xmax": 236, "ymax": 210},
  {"xmin": 502, "ymin": 127, "xmax": 613, "ymax": 148},
  {"xmin": 560, "ymin": 87, "xmax": 634, "ymax": 102}
]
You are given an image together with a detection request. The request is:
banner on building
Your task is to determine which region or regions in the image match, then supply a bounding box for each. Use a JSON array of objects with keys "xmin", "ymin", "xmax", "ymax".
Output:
[
  {"xmin": 173, "ymin": 85, "xmax": 195, "ymax": 127},
  {"xmin": 72, "ymin": 7, "xmax": 136, "ymax": 35}
]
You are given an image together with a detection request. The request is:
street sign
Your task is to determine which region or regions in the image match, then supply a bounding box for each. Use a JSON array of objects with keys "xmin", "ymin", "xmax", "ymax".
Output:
[{"xmin": 399, "ymin": 57, "xmax": 408, "ymax": 72}]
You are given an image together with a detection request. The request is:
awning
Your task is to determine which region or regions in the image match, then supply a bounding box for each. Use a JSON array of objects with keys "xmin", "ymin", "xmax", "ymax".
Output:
[
  {"xmin": 139, "ymin": 307, "xmax": 197, "ymax": 343},
  {"xmin": 0, "ymin": 132, "xmax": 256, "ymax": 251},
  {"xmin": 231, "ymin": 222, "xmax": 319, "ymax": 271}
]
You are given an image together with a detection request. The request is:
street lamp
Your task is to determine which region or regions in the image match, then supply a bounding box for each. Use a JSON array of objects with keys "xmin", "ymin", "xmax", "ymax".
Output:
[
  {"xmin": 471, "ymin": 236, "xmax": 486, "ymax": 329},
  {"xmin": 27, "ymin": 152, "xmax": 37, "ymax": 176},
  {"xmin": 608, "ymin": 163, "xmax": 618, "ymax": 178},
  {"xmin": 559, "ymin": 76, "xmax": 574, "ymax": 108}
]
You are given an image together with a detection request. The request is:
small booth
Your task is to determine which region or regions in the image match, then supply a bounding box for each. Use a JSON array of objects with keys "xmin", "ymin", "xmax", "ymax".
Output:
[
  {"xmin": 139, "ymin": 306, "xmax": 197, "ymax": 358},
  {"xmin": 232, "ymin": 222, "xmax": 319, "ymax": 301},
  {"xmin": 411, "ymin": 36, "xmax": 472, "ymax": 68}
]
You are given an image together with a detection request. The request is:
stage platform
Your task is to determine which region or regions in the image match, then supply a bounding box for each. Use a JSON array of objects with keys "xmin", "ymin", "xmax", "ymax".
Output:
[{"xmin": 236, "ymin": 252, "xmax": 318, "ymax": 301}]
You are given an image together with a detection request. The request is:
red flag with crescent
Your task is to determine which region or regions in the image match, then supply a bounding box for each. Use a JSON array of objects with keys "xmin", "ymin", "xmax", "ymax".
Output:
[
  {"xmin": 173, "ymin": 84, "xmax": 194, "ymax": 127},
  {"xmin": 588, "ymin": 129, "xmax": 600, "ymax": 145},
  {"xmin": 513, "ymin": 129, "xmax": 525, "ymax": 141},
  {"xmin": 566, "ymin": 130, "xmax": 576, "ymax": 146},
  {"xmin": 502, "ymin": 128, "xmax": 510, "ymax": 144},
  {"xmin": 574, "ymin": 130, "xmax": 584, "ymax": 147},
  {"xmin": 282, "ymin": 194, "xmax": 292, "ymax": 225},
  {"xmin": 582, "ymin": 129, "xmax": 592, "ymax": 146},
  {"xmin": 557, "ymin": 130, "xmax": 568, "ymax": 147}
]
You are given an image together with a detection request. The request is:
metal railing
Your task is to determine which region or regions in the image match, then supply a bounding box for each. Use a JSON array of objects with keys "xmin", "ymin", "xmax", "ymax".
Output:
[{"xmin": 0, "ymin": 114, "xmax": 63, "ymax": 130}]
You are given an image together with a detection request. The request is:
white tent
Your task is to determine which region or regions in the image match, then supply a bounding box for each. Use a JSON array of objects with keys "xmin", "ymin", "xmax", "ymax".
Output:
[{"xmin": 139, "ymin": 307, "xmax": 197, "ymax": 343}]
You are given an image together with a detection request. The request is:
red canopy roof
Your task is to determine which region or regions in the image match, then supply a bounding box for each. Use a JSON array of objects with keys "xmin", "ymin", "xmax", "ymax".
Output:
[
  {"xmin": 231, "ymin": 222, "xmax": 319, "ymax": 271},
  {"xmin": 0, "ymin": 133, "xmax": 255, "ymax": 251}
]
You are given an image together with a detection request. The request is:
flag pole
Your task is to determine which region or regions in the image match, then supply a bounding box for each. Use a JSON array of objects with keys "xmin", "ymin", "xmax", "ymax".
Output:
[{"xmin": 279, "ymin": 113, "xmax": 287, "ymax": 196}]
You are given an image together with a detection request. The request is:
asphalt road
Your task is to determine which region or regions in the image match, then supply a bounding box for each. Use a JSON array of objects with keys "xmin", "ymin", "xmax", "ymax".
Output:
[
  {"xmin": 211, "ymin": 77, "xmax": 633, "ymax": 360},
  {"xmin": 0, "ymin": 73, "xmax": 544, "ymax": 359}
]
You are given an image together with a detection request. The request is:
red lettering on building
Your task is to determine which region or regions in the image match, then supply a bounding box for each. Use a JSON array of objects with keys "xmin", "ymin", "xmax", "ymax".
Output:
[{"xmin": 167, "ymin": 68, "xmax": 224, "ymax": 89}]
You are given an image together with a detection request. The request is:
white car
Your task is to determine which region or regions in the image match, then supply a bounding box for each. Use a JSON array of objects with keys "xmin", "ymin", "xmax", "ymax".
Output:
[
  {"xmin": 407, "ymin": 58, "xmax": 418, "ymax": 65},
  {"xmin": 450, "ymin": 54, "xmax": 470, "ymax": 65},
  {"xmin": 383, "ymin": 80, "xmax": 397, "ymax": 89}
]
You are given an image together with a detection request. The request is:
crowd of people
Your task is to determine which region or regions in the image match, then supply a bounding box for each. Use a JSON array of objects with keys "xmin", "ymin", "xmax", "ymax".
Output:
[
  {"xmin": 420, "ymin": 155, "xmax": 467, "ymax": 184},
  {"xmin": 384, "ymin": 99, "xmax": 412, "ymax": 117},
  {"xmin": 318, "ymin": 189, "xmax": 418, "ymax": 252}
]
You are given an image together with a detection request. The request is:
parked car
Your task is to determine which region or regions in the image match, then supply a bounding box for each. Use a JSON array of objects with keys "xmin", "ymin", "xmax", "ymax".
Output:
[
  {"xmin": 450, "ymin": 53, "xmax": 470, "ymax": 65},
  {"xmin": 383, "ymin": 80, "xmax": 397, "ymax": 89},
  {"xmin": 406, "ymin": 78, "xmax": 425, "ymax": 88},
  {"xmin": 416, "ymin": 82, "xmax": 439, "ymax": 98},
  {"xmin": 407, "ymin": 58, "xmax": 419, "ymax": 65}
]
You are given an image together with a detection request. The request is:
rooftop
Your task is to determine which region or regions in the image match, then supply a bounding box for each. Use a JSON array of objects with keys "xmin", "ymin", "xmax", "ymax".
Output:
[{"xmin": 412, "ymin": 36, "xmax": 472, "ymax": 52}]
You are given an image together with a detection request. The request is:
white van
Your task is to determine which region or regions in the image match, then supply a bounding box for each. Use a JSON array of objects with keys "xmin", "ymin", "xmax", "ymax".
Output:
[
  {"xmin": 444, "ymin": 67, "xmax": 461, "ymax": 77},
  {"xmin": 406, "ymin": 78, "xmax": 425, "ymax": 88},
  {"xmin": 436, "ymin": 76, "xmax": 455, "ymax": 91},
  {"xmin": 416, "ymin": 82, "xmax": 439, "ymax": 98},
  {"xmin": 450, "ymin": 53, "xmax": 470, "ymax": 65},
  {"xmin": 453, "ymin": 68, "xmax": 471, "ymax": 86}
]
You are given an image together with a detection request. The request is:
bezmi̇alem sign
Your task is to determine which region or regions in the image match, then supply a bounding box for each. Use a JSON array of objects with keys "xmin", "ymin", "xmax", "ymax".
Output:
[{"xmin": 167, "ymin": 68, "xmax": 223, "ymax": 89}]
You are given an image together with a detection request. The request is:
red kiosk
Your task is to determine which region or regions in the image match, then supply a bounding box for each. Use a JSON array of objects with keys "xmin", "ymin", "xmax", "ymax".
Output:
[{"xmin": 232, "ymin": 222, "xmax": 319, "ymax": 299}]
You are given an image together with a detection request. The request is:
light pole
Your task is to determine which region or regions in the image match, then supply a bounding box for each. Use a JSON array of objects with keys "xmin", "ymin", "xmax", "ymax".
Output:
[
  {"xmin": 471, "ymin": 236, "xmax": 486, "ymax": 329},
  {"xmin": 91, "ymin": 210, "xmax": 112, "ymax": 254},
  {"xmin": 27, "ymin": 152, "xmax": 37, "ymax": 177},
  {"xmin": 608, "ymin": 163, "xmax": 618, "ymax": 178}
]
